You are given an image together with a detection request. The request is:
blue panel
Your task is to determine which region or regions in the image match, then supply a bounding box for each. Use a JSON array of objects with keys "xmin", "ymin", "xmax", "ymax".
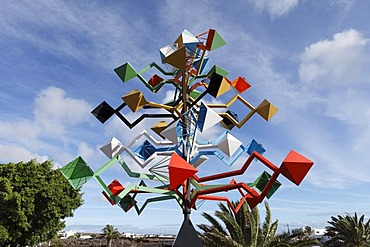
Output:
[
  {"xmin": 247, "ymin": 139, "xmax": 266, "ymax": 155},
  {"xmin": 193, "ymin": 57, "xmax": 210, "ymax": 74},
  {"xmin": 134, "ymin": 140, "xmax": 157, "ymax": 160},
  {"xmin": 197, "ymin": 103, "xmax": 207, "ymax": 132}
]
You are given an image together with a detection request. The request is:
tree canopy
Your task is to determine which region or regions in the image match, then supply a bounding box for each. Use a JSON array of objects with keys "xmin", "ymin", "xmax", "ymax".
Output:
[
  {"xmin": 101, "ymin": 224, "xmax": 120, "ymax": 247},
  {"xmin": 198, "ymin": 201, "xmax": 318, "ymax": 247},
  {"xmin": 0, "ymin": 159, "xmax": 83, "ymax": 246},
  {"xmin": 324, "ymin": 213, "xmax": 370, "ymax": 247}
]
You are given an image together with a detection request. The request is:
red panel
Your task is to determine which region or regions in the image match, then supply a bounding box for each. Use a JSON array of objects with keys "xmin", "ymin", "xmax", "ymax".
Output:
[
  {"xmin": 280, "ymin": 150, "xmax": 314, "ymax": 186},
  {"xmin": 169, "ymin": 153, "xmax": 198, "ymax": 190},
  {"xmin": 231, "ymin": 77, "xmax": 251, "ymax": 94},
  {"xmin": 205, "ymin": 29, "xmax": 215, "ymax": 51},
  {"xmin": 148, "ymin": 74, "xmax": 163, "ymax": 87},
  {"xmin": 102, "ymin": 179, "xmax": 125, "ymax": 205},
  {"xmin": 245, "ymin": 193, "xmax": 260, "ymax": 209}
]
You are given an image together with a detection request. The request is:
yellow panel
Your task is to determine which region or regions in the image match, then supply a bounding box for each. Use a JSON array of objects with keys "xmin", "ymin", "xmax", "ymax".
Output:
[
  {"xmin": 216, "ymin": 77, "xmax": 231, "ymax": 98},
  {"xmin": 255, "ymin": 99, "xmax": 278, "ymax": 121},
  {"xmin": 162, "ymin": 46, "xmax": 186, "ymax": 71},
  {"xmin": 122, "ymin": 89, "xmax": 147, "ymax": 112},
  {"xmin": 151, "ymin": 121, "xmax": 169, "ymax": 139}
]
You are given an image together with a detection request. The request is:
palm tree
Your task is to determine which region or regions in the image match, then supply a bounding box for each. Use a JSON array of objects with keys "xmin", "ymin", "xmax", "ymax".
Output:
[
  {"xmin": 269, "ymin": 228, "xmax": 318, "ymax": 247},
  {"xmin": 198, "ymin": 201, "xmax": 317, "ymax": 247},
  {"xmin": 101, "ymin": 224, "xmax": 120, "ymax": 247},
  {"xmin": 324, "ymin": 213, "xmax": 370, "ymax": 247}
]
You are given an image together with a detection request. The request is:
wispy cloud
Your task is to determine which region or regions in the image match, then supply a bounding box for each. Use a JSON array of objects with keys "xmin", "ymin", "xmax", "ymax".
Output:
[
  {"xmin": 249, "ymin": 0, "xmax": 300, "ymax": 19},
  {"xmin": 0, "ymin": 1, "xmax": 156, "ymax": 69},
  {"xmin": 0, "ymin": 86, "xmax": 93, "ymax": 164},
  {"xmin": 0, "ymin": 144, "xmax": 49, "ymax": 164}
]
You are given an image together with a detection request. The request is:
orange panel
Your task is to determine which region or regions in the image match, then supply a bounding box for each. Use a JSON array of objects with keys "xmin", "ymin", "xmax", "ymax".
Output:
[
  {"xmin": 280, "ymin": 150, "xmax": 314, "ymax": 186},
  {"xmin": 231, "ymin": 77, "xmax": 251, "ymax": 94},
  {"xmin": 169, "ymin": 153, "xmax": 198, "ymax": 190}
]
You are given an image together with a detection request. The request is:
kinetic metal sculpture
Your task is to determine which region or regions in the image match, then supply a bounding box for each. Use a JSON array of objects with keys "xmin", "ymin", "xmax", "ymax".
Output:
[{"xmin": 60, "ymin": 29, "xmax": 314, "ymax": 246}]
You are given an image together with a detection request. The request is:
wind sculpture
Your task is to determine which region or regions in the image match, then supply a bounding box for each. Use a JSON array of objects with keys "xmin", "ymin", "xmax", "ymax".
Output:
[{"xmin": 60, "ymin": 29, "xmax": 314, "ymax": 246}]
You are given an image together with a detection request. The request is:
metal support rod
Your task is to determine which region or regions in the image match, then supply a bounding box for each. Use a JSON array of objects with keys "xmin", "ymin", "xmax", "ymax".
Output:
[{"xmin": 181, "ymin": 69, "xmax": 192, "ymax": 220}]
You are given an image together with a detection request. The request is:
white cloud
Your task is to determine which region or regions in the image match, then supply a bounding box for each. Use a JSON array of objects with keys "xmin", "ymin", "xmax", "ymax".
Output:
[
  {"xmin": 298, "ymin": 29, "xmax": 370, "ymax": 126},
  {"xmin": 161, "ymin": 90, "xmax": 176, "ymax": 104},
  {"xmin": 0, "ymin": 120, "xmax": 38, "ymax": 147},
  {"xmin": 0, "ymin": 144, "xmax": 49, "ymax": 164},
  {"xmin": 0, "ymin": 86, "xmax": 92, "ymax": 164},
  {"xmin": 250, "ymin": 0, "xmax": 299, "ymax": 18},
  {"xmin": 33, "ymin": 86, "xmax": 92, "ymax": 135},
  {"xmin": 293, "ymin": 29, "xmax": 370, "ymax": 187},
  {"xmin": 299, "ymin": 29, "xmax": 370, "ymax": 86},
  {"xmin": 78, "ymin": 142, "xmax": 96, "ymax": 161}
]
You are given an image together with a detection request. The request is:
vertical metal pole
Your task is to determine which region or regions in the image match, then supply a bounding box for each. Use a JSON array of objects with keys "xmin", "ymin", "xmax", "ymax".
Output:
[{"xmin": 181, "ymin": 70, "xmax": 191, "ymax": 220}]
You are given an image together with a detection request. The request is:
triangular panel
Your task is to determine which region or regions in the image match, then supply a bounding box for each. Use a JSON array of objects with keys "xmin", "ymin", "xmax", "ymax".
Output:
[
  {"xmin": 60, "ymin": 156, "xmax": 94, "ymax": 189},
  {"xmin": 102, "ymin": 179, "xmax": 125, "ymax": 205},
  {"xmin": 256, "ymin": 99, "xmax": 278, "ymax": 121},
  {"xmin": 160, "ymin": 121, "xmax": 179, "ymax": 144},
  {"xmin": 207, "ymin": 73, "xmax": 231, "ymax": 98},
  {"xmin": 100, "ymin": 137, "xmax": 123, "ymax": 158},
  {"xmin": 197, "ymin": 103, "xmax": 223, "ymax": 132},
  {"xmin": 91, "ymin": 101, "xmax": 115, "ymax": 124},
  {"xmin": 173, "ymin": 219, "xmax": 203, "ymax": 247},
  {"xmin": 134, "ymin": 140, "xmax": 157, "ymax": 160},
  {"xmin": 251, "ymin": 171, "xmax": 281, "ymax": 199},
  {"xmin": 207, "ymin": 65, "xmax": 228, "ymax": 77},
  {"xmin": 159, "ymin": 44, "xmax": 177, "ymax": 62},
  {"xmin": 217, "ymin": 133, "xmax": 242, "ymax": 157},
  {"xmin": 168, "ymin": 153, "xmax": 198, "ymax": 190},
  {"xmin": 175, "ymin": 29, "xmax": 199, "ymax": 48},
  {"xmin": 151, "ymin": 121, "xmax": 169, "ymax": 139},
  {"xmin": 163, "ymin": 46, "xmax": 187, "ymax": 71},
  {"xmin": 280, "ymin": 150, "xmax": 314, "ymax": 186},
  {"xmin": 247, "ymin": 139, "xmax": 266, "ymax": 155},
  {"xmin": 121, "ymin": 89, "xmax": 147, "ymax": 112},
  {"xmin": 231, "ymin": 77, "xmax": 251, "ymax": 94},
  {"xmin": 210, "ymin": 29, "xmax": 227, "ymax": 51},
  {"xmin": 148, "ymin": 74, "xmax": 164, "ymax": 87},
  {"xmin": 114, "ymin": 62, "xmax": 137, "ymax": 82}
]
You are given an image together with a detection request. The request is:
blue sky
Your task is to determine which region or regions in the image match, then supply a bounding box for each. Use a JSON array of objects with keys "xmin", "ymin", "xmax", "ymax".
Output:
[{"xmin": 1, "ymin": 0, "xmax": 370, "ymax": 235}]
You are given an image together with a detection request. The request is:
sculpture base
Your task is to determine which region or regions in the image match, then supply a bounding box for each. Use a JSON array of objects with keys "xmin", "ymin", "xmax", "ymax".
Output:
[{"xmin": 172, "ymin": 218, "xmax": 203, "ymax": 247}]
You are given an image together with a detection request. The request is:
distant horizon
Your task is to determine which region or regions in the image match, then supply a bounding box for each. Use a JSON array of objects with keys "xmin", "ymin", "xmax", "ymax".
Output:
[
  {"xmin": 64, "ymin": 224, "xmax": 179, "ymax": 235},
  {"xmin": 63, "ymin": 222, "xmax": 327, "ymax": 235}
]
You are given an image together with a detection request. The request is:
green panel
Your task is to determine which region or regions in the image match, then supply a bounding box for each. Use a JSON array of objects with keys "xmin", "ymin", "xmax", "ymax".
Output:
[
  {"xmin": 119, "ymin": 195, "xmax": 136, "ymax": 212},
  {"xmin": 60, "ymin": 156, "xmax": 94, "ymax": 190},
  {"xmin": 60, "ymin": 156, "xmax": 94, "ymax": 180},
  {"xmin": 207, "ymin": 65, "xmax": 228, "ymax": 77},
  {"xmin": 60, "ymin": 157, "xmax": 82, "ymax": 178},
  {"xmin": 265, "ymin": 179, "xmax": 281, "ymax": 199},
  {"xmin": 189, "ymin": 90, "xmax": 202, "ymax": 100},
  {"xmin": 251, "ymin": 171, "xmax": 281, "ymax": 199},
  {"xmin": 68, "ymin": 176, "xmax": 93, "ymax": 190},
  {"xmin": 114, "ymin": 62, "xmax": 137, "ymax": 82},
  {"xmin": 210, "ymin": 30, "xmax": 227, "ymax": 51}
]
